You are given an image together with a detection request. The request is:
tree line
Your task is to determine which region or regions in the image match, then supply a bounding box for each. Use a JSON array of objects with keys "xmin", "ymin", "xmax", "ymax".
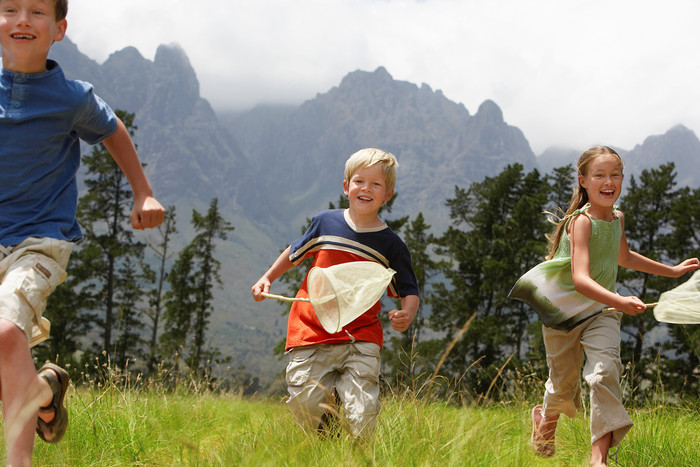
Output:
[
  {"xmin": 38, "ymin": 110, "xmax": 699, "ymax": 400},
  {"xmin": 35, "ymin": 111, "xmax": 233, "ymax": 380},
  {"xmin": 274, "ymin": 161, "xmax": 698, "ymax": 401},
  {"xmin": 383, "ymin": 162, "xmax": 699, "ymax": 401}
]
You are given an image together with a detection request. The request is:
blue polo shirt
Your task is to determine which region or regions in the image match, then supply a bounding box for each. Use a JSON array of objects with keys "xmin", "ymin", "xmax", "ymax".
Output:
[{"xmin": 0, "ymin": 60, "xmax": 117, "ymax": 246}]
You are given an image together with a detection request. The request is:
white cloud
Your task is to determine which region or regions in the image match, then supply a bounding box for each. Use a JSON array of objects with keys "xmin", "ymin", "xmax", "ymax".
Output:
[{"xmin": 65, "ymin": 0, "xmax": 700, "ymax": 154}]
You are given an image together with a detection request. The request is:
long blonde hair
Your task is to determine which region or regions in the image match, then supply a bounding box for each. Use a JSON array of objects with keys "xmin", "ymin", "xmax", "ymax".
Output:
[{"xmin": 545, "ymin": 145, "xmax": 624, "ymax": 259}]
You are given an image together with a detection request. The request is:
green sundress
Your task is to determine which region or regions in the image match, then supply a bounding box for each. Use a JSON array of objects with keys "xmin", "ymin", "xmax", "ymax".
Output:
[{"xmin": 509, "ymin": 204, "xmax": 622, "ymax": 331}]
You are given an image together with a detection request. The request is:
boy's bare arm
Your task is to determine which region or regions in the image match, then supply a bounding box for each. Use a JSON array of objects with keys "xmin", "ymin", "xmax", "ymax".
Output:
[
  {"xmin": 251, "ymin": 246, "xmax": 295, "ymax": 301},
  {"xmin": 102, "ymin": 118, "xmax": 165, "ymax": 229},
  {"xmin": 388, "ymin": 294, "xmax": 419, "ymax": 332}
]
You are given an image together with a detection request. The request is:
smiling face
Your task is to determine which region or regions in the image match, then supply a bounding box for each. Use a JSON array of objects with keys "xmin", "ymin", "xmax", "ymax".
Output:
[
  {"xmin": 578, "ymin": 154, "xmax": 624, "ymax": 218},
  {"xmin": 0, "ymin": 0, "xmax": 66, "ymax": 73},
  {"xmin": 343, "ymin": 163, "xmax": 394, "ymax": 227}
]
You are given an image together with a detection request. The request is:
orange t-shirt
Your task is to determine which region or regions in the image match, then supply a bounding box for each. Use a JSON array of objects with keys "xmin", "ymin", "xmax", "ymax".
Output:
[{"xmin": 285, "ymin": 209, "xmax": 419, "ymax": 350}]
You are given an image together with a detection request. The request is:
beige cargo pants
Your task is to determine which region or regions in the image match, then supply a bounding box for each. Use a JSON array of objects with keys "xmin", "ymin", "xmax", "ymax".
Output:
[
  {"xmin": 285, "ymin": 341, "xmax": 381, "ymax": 438},
  {"xmin": 541, "ymin": 311, "xmax": 633, "ymax": 447}
]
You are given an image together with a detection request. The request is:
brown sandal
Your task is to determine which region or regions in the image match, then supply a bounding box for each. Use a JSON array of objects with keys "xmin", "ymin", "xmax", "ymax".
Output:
[
  {"xmin": 36, "ymin": 363, "xmax": 70, "ymax": 443},
  {"xmin": 531, "ymin": 404, "xmax": 557, "ymax": 457}
]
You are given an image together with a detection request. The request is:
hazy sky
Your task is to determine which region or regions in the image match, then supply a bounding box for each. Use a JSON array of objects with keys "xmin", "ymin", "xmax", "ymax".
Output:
[{"xmin": 64, "ymin": 0, "xmax": 700, "ymax": 154}]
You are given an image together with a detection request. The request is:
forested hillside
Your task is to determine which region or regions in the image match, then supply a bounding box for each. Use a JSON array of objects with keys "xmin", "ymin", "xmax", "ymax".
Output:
[{"xmin": 42, "ymin": 38, "xmax": 699, "ymax": 389}]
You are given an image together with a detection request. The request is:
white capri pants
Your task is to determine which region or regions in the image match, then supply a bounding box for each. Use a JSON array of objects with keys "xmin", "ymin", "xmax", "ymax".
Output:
[{"xmin": 542, "ymin": 311, "xmax": 633, "ymax": 447}]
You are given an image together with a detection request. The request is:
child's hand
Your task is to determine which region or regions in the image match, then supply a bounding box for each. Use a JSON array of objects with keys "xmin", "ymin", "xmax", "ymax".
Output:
[
  {"xmin": 131, "ymin": 196, "xmax": 165, "ymax": 230},
  {"xmin": 251, "ymin": 278, "xmax": 271, "ymax": 302},
  {"xmin": 671, "ymin": 257, "xmax": 700, "ymax": 277},
  {"xmin": 616, "ymin": 296, "xmax": 647, "ymax": 316},
  {"xmin": 388, "ymin": 309, "xmax": 415, "ymax": 332}
]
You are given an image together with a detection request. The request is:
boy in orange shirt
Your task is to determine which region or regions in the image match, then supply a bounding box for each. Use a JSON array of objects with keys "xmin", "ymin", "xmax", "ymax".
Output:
[{"xmin": 252, "ymin": 148, "xmax": 419, "ymax": 438}]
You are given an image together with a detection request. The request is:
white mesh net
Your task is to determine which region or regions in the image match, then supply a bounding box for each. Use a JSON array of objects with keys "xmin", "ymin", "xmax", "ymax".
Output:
[
  {"xmin": 307, "ymin": 262, "xmax": 396, "ymax": 333},
  {"xmin": 653, "ymin": 270, "xmax": 700, "ymax": 324}
]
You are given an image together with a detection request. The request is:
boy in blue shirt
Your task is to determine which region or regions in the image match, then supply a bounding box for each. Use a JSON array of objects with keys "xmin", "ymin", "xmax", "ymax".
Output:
[{"xmin": 0, "ymin": 0, "xmax": 165, "ymax": 463}]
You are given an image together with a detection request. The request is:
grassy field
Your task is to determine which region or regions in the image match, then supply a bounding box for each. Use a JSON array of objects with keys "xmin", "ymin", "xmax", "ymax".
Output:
[{"xmin": 2, "ymin": 377, "xmax": 696, "ymax": 466}]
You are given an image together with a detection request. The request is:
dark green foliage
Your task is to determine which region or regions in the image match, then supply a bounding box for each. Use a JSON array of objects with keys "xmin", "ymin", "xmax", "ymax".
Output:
[
  {"xmin": 34, "ymin": 109, "xmax": 249, "ymax": 382},
  {"xmin": 663, "ymin": 184, "xmax": 700, "ymax": 393},
  {"xmin": 35, "ymin": 262, "xmax": 93, "ymax": 366},
  {"xmin": 38, "ymin": 126, "xmax": 697, "ymax": 397},
  {"xmin": 429, "ymin": 164, "xmax": 551, "ymax": 392},
  {"xmin": 161, "ymin": 199, "xmax": 233, "ymax": 374},
  {"xmin": 160, "ymin": 245, "xmax": 197, "ymax": 358},
  {"xmin": 143, "ymin": 207, "xmax": 178, "ymax": 371},
  {"xmin": 618, "ymin": 163, "xmax": 698, "ymax": 398},
  {"xmin": 423, "ymin": 161, "xmax": 697, "ymax": 399},
  {"xmin": 74, "ymin": 110, "xmax": 150, "ymax": 366},
  {"xmin": 617, "ymin": 163, "xmax": 691, "ymax": 400},
  {"xmin": 383, "ymin": 212, "xmax": 442, "ymax": 382}
]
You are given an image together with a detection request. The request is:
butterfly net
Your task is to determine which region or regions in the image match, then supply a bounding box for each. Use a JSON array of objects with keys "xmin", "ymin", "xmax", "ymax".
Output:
[
  {"xmin": 653, "ymin": 270, "xmax": 700, "ymax": 324},
  {"xmin": 307, "ymin": 262, "xmax": 396, "ymax": 333}
]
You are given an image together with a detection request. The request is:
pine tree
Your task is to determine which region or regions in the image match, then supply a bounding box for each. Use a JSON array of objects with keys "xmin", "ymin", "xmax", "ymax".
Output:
[
  {"xmin": 76, "ymin": 110, "xmax": 150, "ymax": 363},
  {"xmin": 432, "ymin": 164, "xmax": 551, "ymax": 392},
  {"xmin": 161, "ymin": 199, "xmax": 233, "ymax": 373},
  {"xmin": 144, "ymin": 207, "xmax": 178, "ymax": 372},
  {"xmin": 188, "ymin": 198, "xmax": 233, "ymax": 372},
  {"xmin": 524, "ymin": 164, "xmax": 577, "ymax": 366},
  {"xmin": 617, "ymin": 163, "xmax": 680, "ymax": 397},
  {"xmin": 665, "ymin": 184, "xmax": 700, "ymax": 391},
  {"xmin": 113, "ymin": 255, "xmax": 151, "ymax": 366},
  {"xmin": 160, "ymin": 245, "xmax": 197, "ymax": 361},
  {"xmin": 383, "ymin": 212, "xmax": 440, "ymax": 381},
  {"xmin": 34, "ymin": 259, "xmax": 92, "ymax": 365}
]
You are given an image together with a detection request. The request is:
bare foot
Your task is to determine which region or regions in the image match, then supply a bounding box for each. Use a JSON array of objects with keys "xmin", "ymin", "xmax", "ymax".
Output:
[
  {"xmin": 531, "ymin": 404, "xmax": 558, "ymax": 457},
  {"xmin": 590, "ymin": 432, "xmax": 613, "ymax": 467}
]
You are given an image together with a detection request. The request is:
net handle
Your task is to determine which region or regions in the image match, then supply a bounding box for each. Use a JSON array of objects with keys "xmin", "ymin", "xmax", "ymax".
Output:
[
  {"xmin": 261, "ymin": 292, "xmax": 310, "ymax": 303},
  {"xmin": 603, "ymin": 302, "xmax": 658, "ymax": 313}
]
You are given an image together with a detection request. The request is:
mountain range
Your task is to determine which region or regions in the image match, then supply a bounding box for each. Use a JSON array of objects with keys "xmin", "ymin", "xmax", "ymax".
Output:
[{"xmin": 47, "ymin": 38, "xmax": 699, "ymax": 384}]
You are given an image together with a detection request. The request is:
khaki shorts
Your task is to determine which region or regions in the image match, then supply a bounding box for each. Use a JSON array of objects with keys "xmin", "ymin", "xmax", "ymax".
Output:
[
  {"xmin": 285, "ymin": 341, "xmax": 381, "ymax": 438},
  {"xmin": 0, "ymin": 237, "xmax": 72, "ymax": 342}
]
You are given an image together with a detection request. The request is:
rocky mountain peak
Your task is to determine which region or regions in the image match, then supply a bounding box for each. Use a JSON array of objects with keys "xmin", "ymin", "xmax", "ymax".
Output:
[
  {"xmin": 475, "ymin": 99, "xmax": 504, "ymax": 125},
  {"xmin": 626, "ymin": 124, "xmax": 699, "ymax": 187}
]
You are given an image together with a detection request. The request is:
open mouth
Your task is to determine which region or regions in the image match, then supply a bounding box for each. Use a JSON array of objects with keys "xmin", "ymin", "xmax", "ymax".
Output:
[
  {"xmin": 11, "ymin": 34, "xmax": 35, "ymax": 40},
  {"xmin": 358, "ymin": 196, "xmax": 373, "ymax": 202},
  {"xmin": 601, "ymin": 190, "xmax": 615, "ymax": 198}
]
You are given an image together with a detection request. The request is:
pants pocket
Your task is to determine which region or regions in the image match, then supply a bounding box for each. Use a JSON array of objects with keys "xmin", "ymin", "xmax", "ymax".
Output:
[
  {"xmin": 286, "ymin": 346, "xmax": 320, "ymax": 387},
  {"xmin": 349, "ymin": 342, "xmax": 381, "ymax": 381},
  {"xmin": 16, "ymin": 254, "xmax": 67, "ymax": 317}
]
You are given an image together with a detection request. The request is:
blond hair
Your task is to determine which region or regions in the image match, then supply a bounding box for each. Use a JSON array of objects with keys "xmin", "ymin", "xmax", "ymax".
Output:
[
  {"xmin": 545, "ymin": 145, "xmax": 624, "ymax": 259},
  {"xmin": 344, "ymin": 148, "xmax": 399, "ymax": 192}
]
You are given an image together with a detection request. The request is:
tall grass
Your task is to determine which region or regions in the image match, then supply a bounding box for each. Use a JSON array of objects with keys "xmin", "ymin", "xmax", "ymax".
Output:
[{"xmin": 2, "ymin": 355, "xmax": 697, "ymax": 466}]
